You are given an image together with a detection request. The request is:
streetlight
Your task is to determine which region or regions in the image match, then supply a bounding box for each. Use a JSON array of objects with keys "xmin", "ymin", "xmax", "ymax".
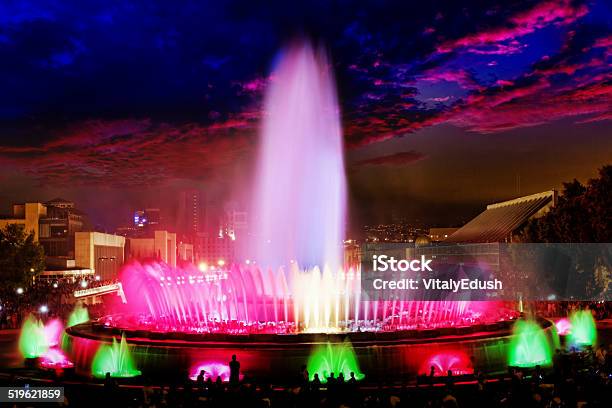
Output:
[
  {"xmin": 53, "ymin": 282, "xmax": 58, "ymax": 288},
  {"xmin": 39, "ymin": 305, "xmax": 48, "ymax": 313},
  {"xmin": 16, "ymin": 287, "xmax": 24, "ymax": 295},
  {"xmin": 80, "ymin": 280, "xmax": 88, "ymax": 288}
]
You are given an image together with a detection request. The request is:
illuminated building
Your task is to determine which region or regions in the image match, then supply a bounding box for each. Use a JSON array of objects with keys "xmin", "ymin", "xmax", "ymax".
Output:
[
  {"xmin": 126, "ymin": 230, "xmax": 178, "ymax": 267},
  {"xmin": 0, "ymin": 202, "xmax": 47, "ymax": 241},
  {"xmin": 39, "ymin": 198, "xmax": 88, "ymax": 257},
  {"xmin": 177, "ymin": 189, "xmax": 206, "ymax": 236},
  {"xmin": 74, "ymin": 232, "xmax": 125, "ymax": 280}
]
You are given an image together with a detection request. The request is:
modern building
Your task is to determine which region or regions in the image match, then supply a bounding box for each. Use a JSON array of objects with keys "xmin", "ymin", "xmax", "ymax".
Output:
[
  {"xmin": 126, "ymin": 230, "xmax": 178, "ymax": 267},
  {"xmin": 197, "ymin": 235, "xmax": 235, "ymax": 266},
  {"xmin": 178, "ymin": 241, "xmax": 195, "ymax": 264},
  {"xmin": 445, "ymin": 190, "xmax": 557, "ymax": 243},
  {"xmin": 0, "ymin": 202, "xmax": 47, "ymax": 240},
  {"xmin": 133, "ymin": 208, "xmax": 161, "ymax": 229},
  {"xmin": 177, "ymin": 189, "xmax": 206, "ymax": 236},
  {"xmin": 74, "ymin": 232, "xmax": 126, "ymax": 280},
  {"xmin": 39, "ymin": 198, "xmax": 88, "ymax": 257},
  {"xmin": 0, "ymin": 199, "xmax": 90, "ymax": 256}
]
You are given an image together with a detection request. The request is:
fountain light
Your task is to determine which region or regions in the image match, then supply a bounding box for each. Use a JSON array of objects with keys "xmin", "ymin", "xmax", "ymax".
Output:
[
  {"xmin": 508, "ymin": 319, "xmax": 553, "ymax": 367},
  {"xmin": 39, "ymin": 305, "xmax": 48, "ymax": 313},
  {"xmin": 419, "ymin": 350, "xmax": 473, "ymax": 376},
  {"xmin": 568, "ymin": 310, "xmax": 597, "ymax": 348}
]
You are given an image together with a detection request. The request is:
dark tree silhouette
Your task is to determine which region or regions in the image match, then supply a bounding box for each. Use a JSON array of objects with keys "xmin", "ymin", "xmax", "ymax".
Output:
[
  {"xmin": 0, "ymin": 223, "xmax": 45, "ymax": 287},
  {"xmin": 522, "ymin": 165, "xmax": 612, "ymax": 243},
  {"xmin": 521, "ymin": 165, "xmax": 612, "ymax": 297}
]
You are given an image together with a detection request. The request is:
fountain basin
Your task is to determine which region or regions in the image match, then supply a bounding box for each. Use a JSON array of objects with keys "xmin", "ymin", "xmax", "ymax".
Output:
[{"xmin": 63, "ymin": 317, "xmax": 556, "ymax": 381}]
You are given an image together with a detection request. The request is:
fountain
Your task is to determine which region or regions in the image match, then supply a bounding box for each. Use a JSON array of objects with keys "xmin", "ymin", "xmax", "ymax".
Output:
[
  {"xmin": 307, "ymin": 341, "xmax": 364, "ymax": 382},
  {"xmin": 568, "ymin": 310, "xmax": 597, "ymax": 348},
  {"xmin": 67, "ymin": 304, "xmax": 89, "ymax": 328},
  {"xmin": 91, "ymin": 334, "xmax": 141, "ymax": 378},
  {"xmin": 64, "ymin": 40, "xmax": 522, "ymax": 381},
  {"xmin": 18, "ymin": 315, "xmax": 49, "ymax": 359},
  {"xmin": 419, "ymin": 351, "xmax": 474, "ymax": 376},
  {"xmin": 508, "ymin": 319, "xmax": 554, "ymax": 367},
  {"xmin": 251, "ymin": 41, "xmax": 346, "ymax": 271}
]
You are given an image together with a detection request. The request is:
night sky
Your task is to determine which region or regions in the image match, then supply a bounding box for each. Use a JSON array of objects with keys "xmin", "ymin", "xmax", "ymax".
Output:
[{"xmin": 0, "ymin": 0, "xmax": 610, "ymax": 232}]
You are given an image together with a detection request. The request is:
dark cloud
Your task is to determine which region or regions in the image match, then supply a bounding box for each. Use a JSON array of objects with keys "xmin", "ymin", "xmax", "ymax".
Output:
[{"xmin": 354, "ymin": 151, "xmax": 428, "ymax": 167}]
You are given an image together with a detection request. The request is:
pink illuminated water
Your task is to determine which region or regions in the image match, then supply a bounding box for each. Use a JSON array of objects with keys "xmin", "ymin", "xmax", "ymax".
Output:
[
  {"xmin": 42, "ymin": 318, "xmax": 64, "ymax": 348},
  {"xmin": 555, "ymin": 318, "xmax": 572, "ymax": 336},
  {"xmin": 189, "ymin": 361, "xmax": 244, "ymax": 382},
  {"xmin": 40, "ymin": 348, "xmax": 74, "ymax": 369},
  {"xmin": 111, "ymin": 261, "xmax": 514, "ymax": 334},
  {"xmin": 251, "ymin": 41, "xmax": 346, "ymax": 271},
  {"xmin": 419, "ymin": 351, "xmax": 474, "ymax": 376}
]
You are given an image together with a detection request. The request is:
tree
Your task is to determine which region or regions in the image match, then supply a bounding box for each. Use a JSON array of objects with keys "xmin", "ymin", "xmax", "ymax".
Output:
[
  {"xmin": 522, "ymin": 165, "xmax": 612, "ymax": 242},
  {"xmin": 0, "ymin": 223, "xmax": 45, "ymax": 287},
  {"xmin": 521, "ymin": 165, "xmax": 612, "ymax": 298}
]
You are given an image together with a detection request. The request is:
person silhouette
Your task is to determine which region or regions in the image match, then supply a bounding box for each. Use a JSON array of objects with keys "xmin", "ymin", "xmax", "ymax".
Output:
[
  {"xmin": 197, "ymin": 369, "xmax": 206, "ymax": 388},
  {"xmin": 229, "ymin": 354, "xmax": 240, "ymax": 385}
]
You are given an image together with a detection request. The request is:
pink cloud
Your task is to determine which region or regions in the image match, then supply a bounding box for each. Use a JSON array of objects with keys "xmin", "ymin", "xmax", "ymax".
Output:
[
  {"xmin": 0, "ymin": 113, "xmax": 260, "ymax": 186},
  {"xmin": 448, "ymin": 80, "xmax": 612, "ymax": 133},
  {"xmin": 419, "ymin": 69, "xmax": 483, "ymax": 91},
  {"xmin": 437, "ymin": 0, "xmax": 588, "ymax": 54}
]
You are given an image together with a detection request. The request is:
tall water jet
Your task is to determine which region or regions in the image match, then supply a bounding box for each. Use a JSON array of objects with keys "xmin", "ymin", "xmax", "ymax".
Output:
[{"xmin": 251, "ymin": 40, "xmax": 346, "ymax": 270}]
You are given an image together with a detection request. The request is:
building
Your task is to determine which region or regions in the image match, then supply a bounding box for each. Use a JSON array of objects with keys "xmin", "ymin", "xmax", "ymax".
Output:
[
  {"xmin": 39, "ymin": 198, "xmax": 88, "ymax": 257},
  {"xmin": 445, "ymin": 190, "xmax": 557, "ymax": 243},
  {"xmin": 177, "ymin": 189, "xmax": 206, "ymax": 236},
  {"xmin": 197, "ymin": 235, "xmax": 235, "ymax": 266},
  {"xmin": 74, "ymin": 232, "xmax": 125, "ymax": 280},
  {"xmin": 133, "ymin": 208, "xmax": 161, "ymax": 229},
  {"xmin": 126, "ymin": 230, "xmax": 178, "ymax": 267},
  {"xmin": 178, "ymin": 241, "xmax": 195, "ymax": 264},
  {"xmin": 428, "ymin": 227, "xmax": 459, "ymax": 242},
  {"xmin": 0, "ymin": 202, "xmax": 47, "ymax": 240},
  {"xmin": 0, "ymin": 199, "xmax": 89, "ymax": 257}
]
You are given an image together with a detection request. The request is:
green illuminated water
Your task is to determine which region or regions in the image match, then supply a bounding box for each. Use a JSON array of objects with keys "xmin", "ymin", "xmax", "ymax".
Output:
[
  {"xmin": 67, "ymin": 304, "xmax": 89, "ymax": 327},
  {"xmin": 568, "ymin": 310, "xmax": 597, "ymax": 348},
  {"xmin": 18, "ymin": 314, "xmax": 49, "ymax": 358},
  {"xmin": 307, "ymin": 340, "xmax": 364, "ymax": 383},
  {"xmin": 508, "ymin": 319, "xmax": 552, "ymax": 367},
  {"xmin": 91, "ymin": 334, "xmax": 141, "ymax": 378}
]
